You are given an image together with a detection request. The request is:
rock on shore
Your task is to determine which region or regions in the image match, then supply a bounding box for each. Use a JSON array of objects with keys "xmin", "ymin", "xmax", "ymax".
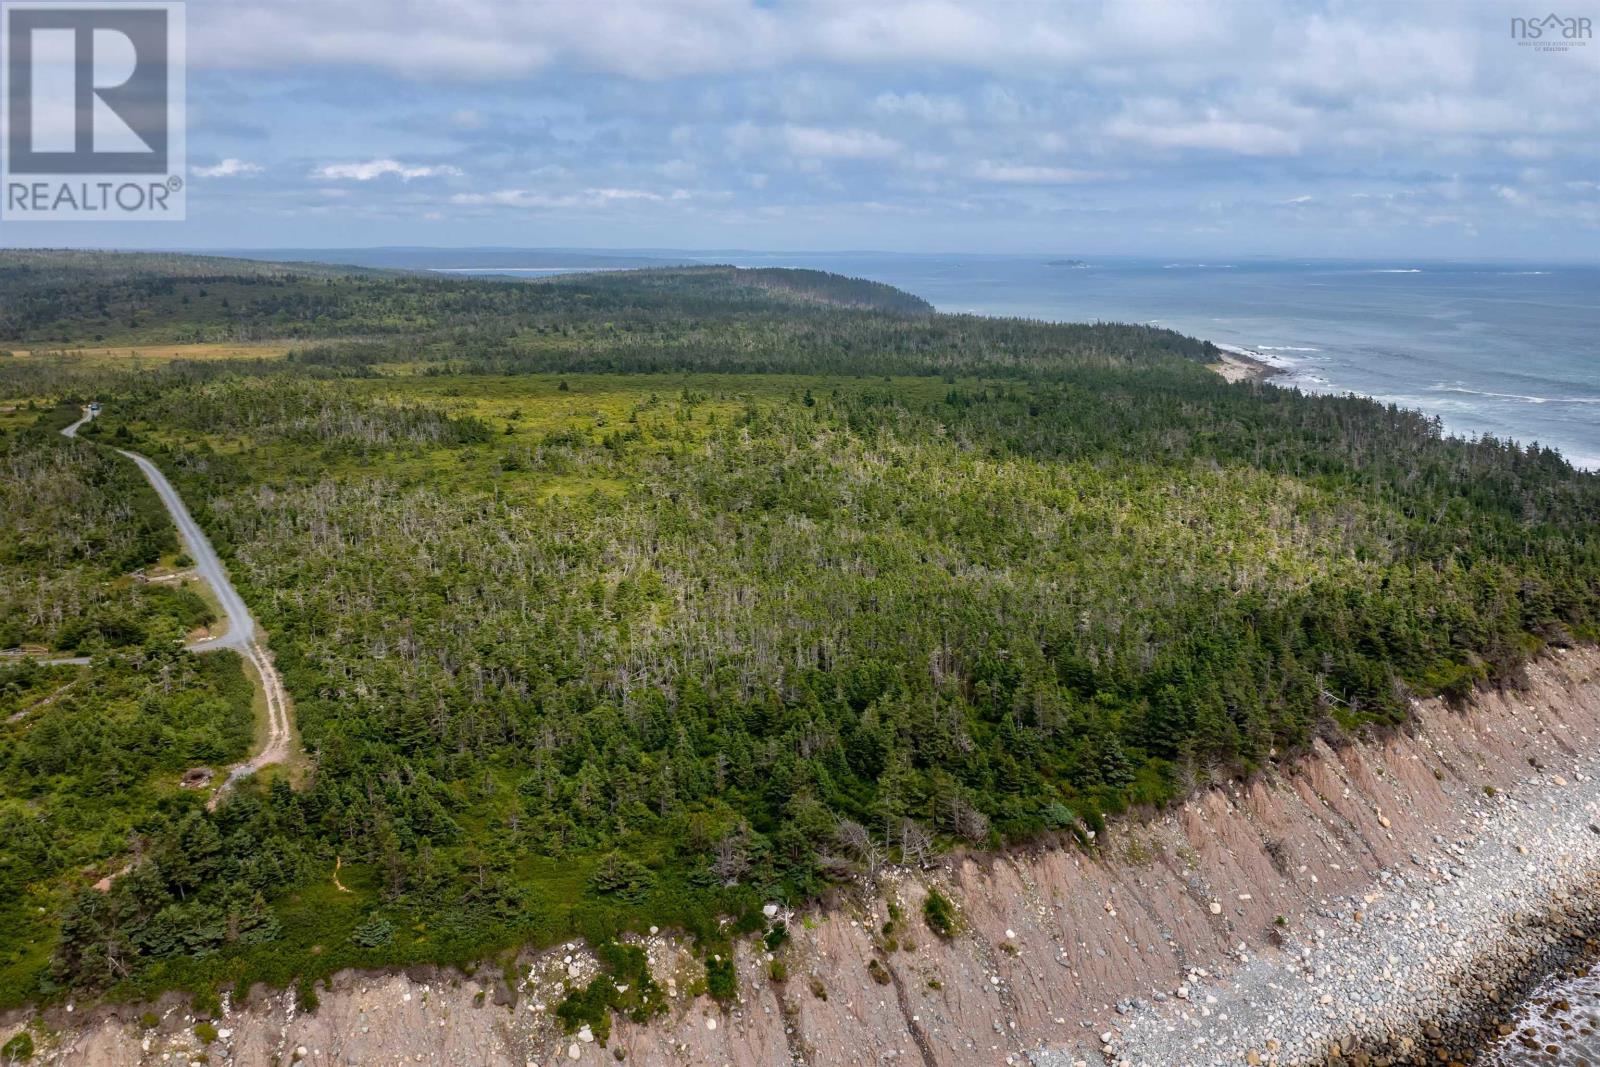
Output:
[{"xmin": 6, "ymin": 647, "xmax": 1600, "ymax": 1067}]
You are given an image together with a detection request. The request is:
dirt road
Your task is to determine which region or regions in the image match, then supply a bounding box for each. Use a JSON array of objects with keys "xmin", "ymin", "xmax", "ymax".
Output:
[{"xmin": 63, "ymin": 407, "xmax": 294, "ymax": 792}]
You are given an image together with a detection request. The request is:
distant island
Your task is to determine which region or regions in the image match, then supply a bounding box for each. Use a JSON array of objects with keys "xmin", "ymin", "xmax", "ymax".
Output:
[{"xmin": 1046, "ymin": 258, "xmax": 1089, "ymax": 268}]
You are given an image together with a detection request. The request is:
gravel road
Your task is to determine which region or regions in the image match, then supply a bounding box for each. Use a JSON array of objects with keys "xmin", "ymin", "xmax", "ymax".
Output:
[{"xmin": 63, "ymin": 407, "xmax": 294, "ymax": 790}]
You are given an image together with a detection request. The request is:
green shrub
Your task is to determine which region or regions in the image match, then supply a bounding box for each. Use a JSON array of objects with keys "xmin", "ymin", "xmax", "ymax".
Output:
[
  {"xmin": 586, "ymin": 853, "xmax": 655, "ymax": 904},
  {"xmin": 922, "ymin": 889, "xmax": 958, "ymax": 939},
  {"xmin": 553, "ymin": 941, "xmax": 667, "ymax": 1043},
  {"xmin": 295, "ymin": 977, "xmax": 319, "ymax": 1014},
  {"xmin": 2, "ymin": 1032, "xmax": 33, "ymax": 1062},
  {"xmin": 555, "ymin": 978, "xmax": 614, "ymax": 1043},
  {"xmin": 191, "ymin": 989, "xmax": 221, "ymax": 1020},
  {"xmin": 705, "ymin": 956, "xmax": 737, "ymax": 1002},
  {"xmin": 350, "ymin": 914, "xmax": 395, "ymax": 948}
]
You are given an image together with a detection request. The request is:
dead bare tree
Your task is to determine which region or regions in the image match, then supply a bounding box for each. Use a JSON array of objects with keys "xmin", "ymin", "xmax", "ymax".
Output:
[
  {"xmin": 897, "ymin": 818, "xmax": 933, "ymax": 869},
  {"xmin": 836, "ymin": 817, "xmax": 883, "ymax": 877},
  {"xmin": 943, "ymin": 795, "xmax": 990, "ymax": 844},
  {"xmin": 710, "ymin": 829, "xmax": 750, "ymax": 887}
]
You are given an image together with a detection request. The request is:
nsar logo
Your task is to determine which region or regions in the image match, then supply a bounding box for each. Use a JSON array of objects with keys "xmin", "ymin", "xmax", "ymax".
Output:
[{"xmin": 1510, "ymin": 12, "xmax": 1592, "ymax": 51}]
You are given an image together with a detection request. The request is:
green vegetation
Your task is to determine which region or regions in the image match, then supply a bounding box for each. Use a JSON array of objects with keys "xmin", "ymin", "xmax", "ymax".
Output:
[
  {"xmin": 867, "ymin": 957, "xmax": 892, "ymax": 985},
  {"xmin": 554, "ymin": 941, "xmax": 666, "ymax": 1041},
  {"xmin": 922, "ymin": 890, "xmax": 958, "ymax": 939},
  {"xmin": 0, "ymin": 410, "xmax": 256, "ymax": 1007},
  {"xmin": 0, "ymin": 408, "xmax": 206, "ymax": 651},
  {"xmin": 0, "ymin": 253, "xmax": 927, "ymax": 349},
  {"xmin": 0, "ymin": 252, "xmax": 1596, "ymax": 1028},
  {"xmin": 1, "ymin": 1031, "xmax": 33, "ymax": 1062}
]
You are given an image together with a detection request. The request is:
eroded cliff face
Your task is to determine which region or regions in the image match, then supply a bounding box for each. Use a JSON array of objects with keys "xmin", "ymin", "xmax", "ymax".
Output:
[{"xmin": 10, "ymin": 647, "xmax": 1600, "ymax": 1067}]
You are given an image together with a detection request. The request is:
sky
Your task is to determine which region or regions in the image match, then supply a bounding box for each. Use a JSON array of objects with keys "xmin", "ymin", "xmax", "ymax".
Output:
[{"xmin": 2, "ymin": 0, "xmax": 1598, "ymax": 259}]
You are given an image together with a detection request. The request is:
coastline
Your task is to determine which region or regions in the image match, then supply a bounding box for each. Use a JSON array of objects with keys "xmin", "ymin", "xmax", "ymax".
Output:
[
  {"xmin": 1209, "ymin": 344, "xmax": 1288, "ymax": 384},
  {"xmin": 1201, "ymin": 337, "xmax": 1600, "ymax": 474},
  {"xmin": 9, "ymin": 647, "xmax": 1600, "ymax": 1066},
  {"xmin": 1097, "ymin": 645, "xmax": 1600, "ymax": 1067}
]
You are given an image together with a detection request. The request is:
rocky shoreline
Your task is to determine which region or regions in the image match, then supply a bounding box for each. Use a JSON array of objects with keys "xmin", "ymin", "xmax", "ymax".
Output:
[
  {"xmin": 1342, "ymin": 895, "xmax": 1600, "ymax": 1067},
  {"xmin": 1210, "ymin": 344, "xmax": 1288, "ymax": 384},
  {"xmin": 7, "ymin": 648, "xmax": 1600, "ymax": 1067},
  {"xmin": 1098, "ymin": 824, "xmax": 1600, "ymax": 1067},
  {"xmin": 1086, "ymin": 648, "xmax": 1600, "ymax": 1067}
]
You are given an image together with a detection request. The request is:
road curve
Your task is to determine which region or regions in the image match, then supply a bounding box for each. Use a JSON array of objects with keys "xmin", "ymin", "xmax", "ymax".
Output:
[{"xmin": 63, "ymin": 408, "xmax": 294, "ymax": 793}]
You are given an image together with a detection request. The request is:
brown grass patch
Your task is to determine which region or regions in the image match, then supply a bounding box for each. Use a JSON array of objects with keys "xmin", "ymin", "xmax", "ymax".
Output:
[{"xmin": 10, "ymin": 343, "xmax": 292, "ymax": 365}]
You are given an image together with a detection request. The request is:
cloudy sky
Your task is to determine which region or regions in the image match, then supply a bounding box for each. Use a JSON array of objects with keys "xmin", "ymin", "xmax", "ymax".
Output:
[{"xmin": 5, "ymin": 0, "xmax": 1599, "ymax": 258}]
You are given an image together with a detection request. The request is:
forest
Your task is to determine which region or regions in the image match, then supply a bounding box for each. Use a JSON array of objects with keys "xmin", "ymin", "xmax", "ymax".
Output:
[
  {"xmin": 1, "ymin": 252, "xmax": 1596, "ymax": 1025},
  {"xmin": 0, "ymin": 405, "xmax": 253, "ymax": 1001}
]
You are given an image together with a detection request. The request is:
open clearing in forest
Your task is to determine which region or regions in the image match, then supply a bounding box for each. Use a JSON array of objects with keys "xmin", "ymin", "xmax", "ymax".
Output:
[
  {"xmin": 125, "ymin": 371, "xmax": 974, "ymax": 503},
  {"xmin": 6, "ymin": 342, "xmax": 292, "ymax": 365}
]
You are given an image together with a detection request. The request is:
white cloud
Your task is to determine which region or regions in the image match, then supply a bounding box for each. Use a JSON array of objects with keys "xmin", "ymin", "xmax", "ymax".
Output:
[
  {"xmin": 192, "ymin": 158, "xmax": 263, "ymax": 178},
  {"xmin": 313, "ymin": 159, "xmax": 464, "ymax": 181},
  {"xmin": 146, "ymin": 1, "xmax": 1600, "ymax": 254},
  {"xmin": 782, "ymin": 125, "xmax": 900, "ymax": 159},
  {"xmin": 450, "ymin": 187, "xmax": 664, "ymax": 209},
  {"xmin": 872, "ymin": 91, "xmax": 967, "ymax": 125},
  {"xmin": 656, "ymin": 158, "xmax": 698, "ymax": 181},
  {"xmin": 188, "ymin": 0, "xmax": 1228, "ymax": 80},
  {"xmin": 1368, "ymin": 95, "xmax": 1533, "ymax": 138},
  {"xmin": 725, "ymin": 122, "xmax": 902, "ymax": 161},
  {"xmin": 973, "ymin": 162, "xmax": 1105, "ymax": 184},
  {"xmin": 1107, "ymin": 112, "xmax": 1302, "ymax": 156}
]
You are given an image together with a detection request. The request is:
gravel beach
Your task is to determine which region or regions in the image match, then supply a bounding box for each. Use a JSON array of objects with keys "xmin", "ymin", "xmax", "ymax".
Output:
[{"xmin": 1057, "ymin": 653, "xmax": 1600, "ymax": 1067}]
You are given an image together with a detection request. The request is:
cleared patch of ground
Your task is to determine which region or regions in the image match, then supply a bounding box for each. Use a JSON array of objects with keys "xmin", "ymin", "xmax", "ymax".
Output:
[{"xmin": 7, "ymin": 343, "xmax": 292, "ymax": 366}]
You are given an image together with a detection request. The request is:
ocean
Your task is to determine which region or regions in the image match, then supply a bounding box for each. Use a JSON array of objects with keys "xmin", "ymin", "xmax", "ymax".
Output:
[
  {"xmin": 649, "ymin": 253, "xmax": 1596, "ymax": 473},
  {"xmin": 431, "ymin": 250, "xmax": 1600, "ymax": 1063},
  {"xmin": 708, "ymin": 252, "xmax": 1600, "ymax": 1064},
  {"xmin": 1483, "ymin": 960, "xmax": 1600, "ymax": 1064},
  {"xmin": 443, "ymin": 252, "xmax": 1600, "ymax": 469}
]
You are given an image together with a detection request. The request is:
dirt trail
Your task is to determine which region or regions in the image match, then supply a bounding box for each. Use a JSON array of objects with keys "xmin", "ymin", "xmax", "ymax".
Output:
[
  {"xmin": 61, "ymin": 408, "xmax": 295, "ymax": 793},
  {"xmin": 7, "ymin": 677, "xmax": 81, "ymax": 723}
]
